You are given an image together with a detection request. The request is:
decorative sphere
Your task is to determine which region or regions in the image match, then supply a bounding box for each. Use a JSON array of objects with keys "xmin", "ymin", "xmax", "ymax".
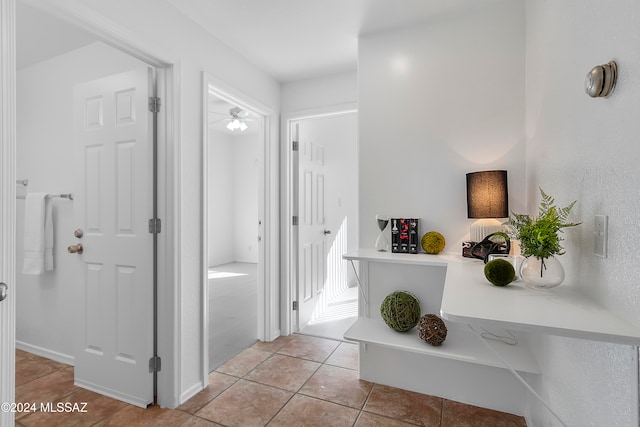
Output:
[
  {"xmin": 421, "ymin": 231, "xmax": 446, "ymax": 254},
  {"xmin": 380, "ymin": 291, "xmax": 421, "ymax": 332},
  {"xmin": 484, "ymin": 259, "xmax": 516, "ymax": 287},
  {"xmin": 418, "ymin": 314, "xmax": 448, "ymax": 346}
]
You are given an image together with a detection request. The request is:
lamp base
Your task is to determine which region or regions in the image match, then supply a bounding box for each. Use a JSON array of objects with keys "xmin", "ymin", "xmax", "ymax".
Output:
[{"xmin": 470, "ymin": 219, "xmax": 504, "ymax": 242}]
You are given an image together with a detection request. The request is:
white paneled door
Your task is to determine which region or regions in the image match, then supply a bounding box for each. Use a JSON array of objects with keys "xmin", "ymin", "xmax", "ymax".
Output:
[
  {"xmin": 296, "ymin": 123, "xmax": 328, "ymax": 329},
  {"xmin": 73, "ymin": 68, "xmax": 154, "ymax": 407}
]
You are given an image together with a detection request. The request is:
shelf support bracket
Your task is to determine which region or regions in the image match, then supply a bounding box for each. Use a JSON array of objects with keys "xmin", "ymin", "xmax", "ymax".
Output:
[
  {"xmin": 348, "ymin": 259, "xmax": 368, "ymax": 307},
  {"xmin": 466, "ymin": 324, "xmax": 567, "ymax": 427}
]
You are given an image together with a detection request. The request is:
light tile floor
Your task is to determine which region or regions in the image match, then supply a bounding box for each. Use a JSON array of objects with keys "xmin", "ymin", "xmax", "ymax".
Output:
[{"xmin": 15, "ymin": 335, "xmax": 527, "ymax": 426}]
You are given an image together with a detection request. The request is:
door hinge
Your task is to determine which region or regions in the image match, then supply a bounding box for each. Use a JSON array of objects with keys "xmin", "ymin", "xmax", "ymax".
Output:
[
  {"xmin": 149, "ymin": 218, "xmax": 162, "ymax": 234},
  {"xmin": 292, "ymin": 140, "xmax": 299, "ymax": 151},
  {"xmin": 292, "ymin": 215, "xmax": 298, "ymax": 226},
  {"xmin": 292, "ymin": 301, "xmax": 298, "ymax": 311},
  {"xmin": 149, "ymin": 355, "xmax": 161, "ymax": 373},
  {"xmin": 148, "ymin": 97, "xmax": 161, "ymax": 113}
]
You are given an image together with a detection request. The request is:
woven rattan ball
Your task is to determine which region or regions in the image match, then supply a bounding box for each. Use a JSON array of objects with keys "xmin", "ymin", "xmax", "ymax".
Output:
[
  {"xmin": 380, "ymin": 291, "xmax": 421, "ymax": 332},
  {"xmin": 418, "ymin": 314, "xmax": 447, "ymax": 346}
]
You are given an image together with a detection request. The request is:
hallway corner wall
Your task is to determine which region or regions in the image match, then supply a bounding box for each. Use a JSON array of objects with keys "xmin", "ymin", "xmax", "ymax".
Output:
[{"xmin": 524, "ymin": 1, "xmax": 640, "ymax": 425}]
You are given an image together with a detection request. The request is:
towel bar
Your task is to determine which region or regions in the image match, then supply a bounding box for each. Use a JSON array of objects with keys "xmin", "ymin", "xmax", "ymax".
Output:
[{"xmin": 16, "ymin": 194, "xmax": 74, "ymax": 201}]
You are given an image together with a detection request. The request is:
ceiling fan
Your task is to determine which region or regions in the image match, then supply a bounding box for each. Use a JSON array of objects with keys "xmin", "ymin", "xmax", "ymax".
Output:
[{"xmin": 209, "ymin": 106, "xmax": 251, "ymax": 131}]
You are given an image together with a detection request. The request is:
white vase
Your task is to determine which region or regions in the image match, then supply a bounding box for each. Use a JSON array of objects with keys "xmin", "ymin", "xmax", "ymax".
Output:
[{"xmin": 519, "ymin": 256, "xmax": 565, "ymax": 289}]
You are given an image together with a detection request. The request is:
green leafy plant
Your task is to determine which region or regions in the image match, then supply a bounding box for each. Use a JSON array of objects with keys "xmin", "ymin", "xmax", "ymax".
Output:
[
  {"xmin": 503, "ymin": 188, "xmax": 581, "ymax": 262},
  {"xmin": 494, "ymin": 189, "xmax": 580, "ymax": 279}
]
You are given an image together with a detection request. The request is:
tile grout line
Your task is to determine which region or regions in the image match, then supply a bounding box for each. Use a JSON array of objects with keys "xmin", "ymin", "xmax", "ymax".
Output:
[
  {"xmin": 256, "ymin": 337, "xmax": 353, "ymax": 426},
  {"xmin": 17, "ymin": 338, "xmax": 527, "ymax": 426}
]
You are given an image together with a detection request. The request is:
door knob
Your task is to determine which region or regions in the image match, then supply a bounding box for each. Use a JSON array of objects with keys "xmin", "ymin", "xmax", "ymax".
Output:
[
  {"xmin": 68, "ymin": 243, "xmax": 83, "ymax": 254},
  {"xmin": 323, "ymin": 230, "xmax": 332, "ymax": 235},
  {"xmin": 0, "ymin": 282, "xmax": 7, "ymax": 302}
]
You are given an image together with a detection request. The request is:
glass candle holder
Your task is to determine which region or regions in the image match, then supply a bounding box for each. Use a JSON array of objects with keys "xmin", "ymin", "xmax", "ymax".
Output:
[{"xmin": 487, "ymin": 254, "xmax": 521, "ymax": 280}]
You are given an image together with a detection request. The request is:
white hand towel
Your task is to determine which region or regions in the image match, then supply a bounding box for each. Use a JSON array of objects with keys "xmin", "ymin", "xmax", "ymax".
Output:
[
  {"xmin": 44, "ymin": 199, "xmax": 54, "ymax": 271},
  {"xmin": 23, "ymin": 193, "xmax": 52, "ymax": 275}
]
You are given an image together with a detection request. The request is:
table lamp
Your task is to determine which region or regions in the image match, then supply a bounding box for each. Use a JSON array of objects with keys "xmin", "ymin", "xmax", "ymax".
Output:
[{"xmin": 466, "ymin": 170, "xmax": 508, "ymax": 242}]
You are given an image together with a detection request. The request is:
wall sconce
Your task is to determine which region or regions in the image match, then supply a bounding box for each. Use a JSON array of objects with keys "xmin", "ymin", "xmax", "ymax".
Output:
[
  {"xmin": 584, "ymin": 60, "xmax": 617, "ymax": 98},
  {"xmin": 466, "ymin": 170, "xmax": 508, "ymax": 242}
]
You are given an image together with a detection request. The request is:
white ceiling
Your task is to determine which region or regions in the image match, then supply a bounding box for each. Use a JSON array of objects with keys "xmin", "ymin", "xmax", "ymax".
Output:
[
  {"xmin": 16, "ymin": 1, "xmax": 97, "ymax": 70},
  {"xmin": 17, "ymin": 0, "xmax": 501, "ymax": 82},
  {"xmin": 166, "ymin": 0, "xmax": 500, "ymax": 83}
]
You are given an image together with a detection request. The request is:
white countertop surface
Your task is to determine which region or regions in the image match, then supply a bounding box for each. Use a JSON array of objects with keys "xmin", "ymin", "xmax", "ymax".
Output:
[{"xmin": 344, "ymin": 249, "xmax": 640, "ymax": 346}]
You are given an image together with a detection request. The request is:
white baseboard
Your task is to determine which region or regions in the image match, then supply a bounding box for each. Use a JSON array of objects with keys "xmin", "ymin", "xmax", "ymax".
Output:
[
  {"xmin": 180, "ymin": 381, "xmax": 205, "ymax": 406},
  {"xmin": 75, "ymin": 378, "xmax": 149, "ymax": 408},
  {"xmin": 16, "ymin": 341, "xmax": 74, "ymax": 366}
]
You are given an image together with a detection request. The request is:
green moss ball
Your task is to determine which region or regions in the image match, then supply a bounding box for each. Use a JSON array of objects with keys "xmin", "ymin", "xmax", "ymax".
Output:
[
  {"xmin": 484, "ymin": 259, "xmax": 516, "ymax": 287},
  {"xmin": 380, "ymin": 291, "xmax": 421, "ymax": 332},
  {"xmin": 421, "ymin": 231, "xmax": 446, "ymax": 254}
]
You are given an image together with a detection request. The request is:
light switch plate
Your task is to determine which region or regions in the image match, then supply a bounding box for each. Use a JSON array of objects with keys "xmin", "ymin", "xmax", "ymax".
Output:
[{"xmin": 594, "ymin": 215, "xmax": 608, "ymax": 258}]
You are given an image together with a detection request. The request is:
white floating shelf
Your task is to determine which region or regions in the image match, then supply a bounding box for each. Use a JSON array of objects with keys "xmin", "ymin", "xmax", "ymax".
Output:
[
  {"xmin": 344, "ymin": 316, "xmax": 540, "ymax": 374},
  {"xmin": 344, "ymin": 249, "xmax": 640, "ymax": 346},
  {"xmin": 343, "ymin": 248, "xmax": 459, "ymax": 267},
  {"xmin": 441, "ymin": 261, "xmax": 640, "ymax": 346}
]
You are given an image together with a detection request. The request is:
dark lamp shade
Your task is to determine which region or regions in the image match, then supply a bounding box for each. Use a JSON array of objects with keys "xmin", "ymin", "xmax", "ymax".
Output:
[{"xmin": 466, "ymin": 170, "xmax": 508, "ymax": 219}]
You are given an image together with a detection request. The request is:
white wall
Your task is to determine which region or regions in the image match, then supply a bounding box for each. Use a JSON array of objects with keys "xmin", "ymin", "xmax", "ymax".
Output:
[
  {"xmin": 16, "ymin": 41, "xmax": 148, "ymax": 363},
  {"xmin": 34, "ymin": 0, "xmax": 280, "ymax": 407},
  {"xmin": 208, "ymin": 130, "xmax": 235, "ymax": 266},
  {"xmin": 232, "ymin": 132, "xmax": 259, "ymax": 263},
  {"xmin": 525, "ymin": 1, "xmax": 640, "ymax": 425},
  {"xmin": 358, "ymin": 0, "xmax": 526, "ymax": 254},
  {"xmin": 280, "ymin": 70, "xmax": 357, "ymax": 114},
  {"xmin": 208, "ymin": 129, "xmax": 259, "ymax": 267}
]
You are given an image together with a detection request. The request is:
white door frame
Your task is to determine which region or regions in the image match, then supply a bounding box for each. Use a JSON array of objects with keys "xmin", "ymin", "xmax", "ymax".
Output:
[
  {"xmin": 4, "ymin": 0, "xmax": 180, "ymax": 409},
  {"xmin": 281, "ymin": 104, "xmax": 357, "ymax": 336},
  {"xmin": 201, "ymin": 72, "xmax": 278, "ymax": 386},
  {"xmin": 0, "ymin": 1, "xmax": 17, "ymax": 426}
]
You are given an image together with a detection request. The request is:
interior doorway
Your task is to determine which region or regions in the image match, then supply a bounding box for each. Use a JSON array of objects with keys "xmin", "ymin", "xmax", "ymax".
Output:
[
  {"xmin": 12, "ymin": 0, "xmax": 175, "ymax": 408},
  {"xmin": 205, "ymin": 91, "xmax": 261, "ymax": 371},
  {"xmin": 286, "ymin": 109, "xmax": 359, "ymax": 341},
  {"xmin": 202, "ymin": 76, "xmax": 276, "ymax": 380}
]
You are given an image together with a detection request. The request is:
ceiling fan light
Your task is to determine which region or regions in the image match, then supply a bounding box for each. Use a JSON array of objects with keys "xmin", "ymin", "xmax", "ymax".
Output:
[
  {"xmin": 226, "ymin": 117, "xmax": 248, "ymax": 131},
  {"xmin": 227, "ymin": 119, "xmax": 240, "ymax": 131}
]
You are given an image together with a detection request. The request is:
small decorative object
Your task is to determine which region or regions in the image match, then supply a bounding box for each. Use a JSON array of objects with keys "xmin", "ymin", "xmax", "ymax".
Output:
[
  {"xmin": 375, "ymin": 214, "xmax": 390, "ymax": 252},
  {"xmin": 418, "ymin": 314, "xmax": 447, "ymax": 346},
  {"xmin": 462, "ymin": 232, "xmax": 510, "ymax": 262},
  {"xmin": 408, "ymin": 219, "xmax": 420, "ymax": 253},
  {"xmin": 391, "ymin": 218, "xmax": 420, "ymax": 253},
  {"xmin": 502, "ymin": 188, "xmax": 581, "ymax": 289},
  {"xmin": 380, "ymin": 291, "xmax": 421, "ymax": 332},
  {"xmin": 421, "ymin": 231, "xmax": 445, "ymax": 254},
  {"xmin": 484, "ymin": 259, "xmax": 516, "ymax": 287}
]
